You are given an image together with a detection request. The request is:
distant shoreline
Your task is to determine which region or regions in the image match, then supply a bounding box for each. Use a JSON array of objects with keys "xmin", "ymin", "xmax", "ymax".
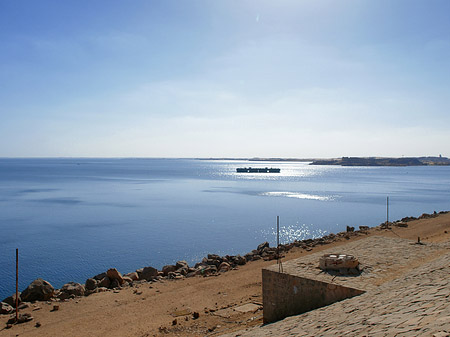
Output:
[
  {"xmin": 198, "ymin": 156, "xmax": 450, "ymax": 166},
  {"xmin": 2, "ymin": 157, "xmax": 449, "ymax": 167}
]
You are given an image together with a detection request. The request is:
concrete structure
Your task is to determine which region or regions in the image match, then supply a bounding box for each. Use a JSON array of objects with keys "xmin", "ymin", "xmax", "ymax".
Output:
[
  {"xmin": 261, "ymin": 236, "xmax": 446, "ymax": 323},
  {"xmin": 262, "ymin": 269, "xmax": 364, "ymax": 323}
]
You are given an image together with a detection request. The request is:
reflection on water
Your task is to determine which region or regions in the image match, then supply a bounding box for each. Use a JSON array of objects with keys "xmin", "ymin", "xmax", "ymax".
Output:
[
  {"xmin": 260, "ymin": 191, "xmax": 334, "ymax": 201},
  {"xmin": 262, "ymin": 222, "xmax": 329, "ymax": 244}
]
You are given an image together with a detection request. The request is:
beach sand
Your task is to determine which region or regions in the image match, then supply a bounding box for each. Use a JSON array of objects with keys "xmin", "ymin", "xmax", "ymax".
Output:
[{"xmin": 1, "ymin": 213, "xmax": 449, "ymax": 337}]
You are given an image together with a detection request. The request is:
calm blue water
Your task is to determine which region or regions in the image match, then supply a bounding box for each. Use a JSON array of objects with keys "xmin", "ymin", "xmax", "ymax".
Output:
[{"xmin": 1, "ymin": 158, "xmax": 449, "ymax": 300}]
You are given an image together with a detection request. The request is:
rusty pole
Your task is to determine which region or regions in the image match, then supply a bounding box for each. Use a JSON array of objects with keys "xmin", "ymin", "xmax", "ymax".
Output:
[
  {"xmin": 386, "ymin": 196, "xmax": 389, "ymax": 225},
  {"xmin": 276, "ymin": 216, "xmax": 279, "ymax": 253},
  {"xmin": 16, "ymin": 248, "xmax": 19, "ymax": 322},
  {"xmin": 277, "ymin": 216, "xmax": 283, "ymax": 273}
]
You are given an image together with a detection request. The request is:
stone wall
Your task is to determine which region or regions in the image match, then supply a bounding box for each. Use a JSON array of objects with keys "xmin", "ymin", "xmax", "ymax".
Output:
[{"xmin": 262, "ymin": 269, "xmax": 364, "ymax": 323}]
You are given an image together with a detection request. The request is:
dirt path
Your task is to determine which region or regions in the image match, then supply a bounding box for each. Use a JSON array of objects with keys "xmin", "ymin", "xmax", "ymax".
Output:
[{"xmin": 1, "ymin": 212, "xmax": 449, "ymax": 337}]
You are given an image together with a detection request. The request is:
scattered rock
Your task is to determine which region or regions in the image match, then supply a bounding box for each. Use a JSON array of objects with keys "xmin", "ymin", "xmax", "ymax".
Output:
[
  {"xmin": 2, "ymin": 292, "xmax": 21, "ymax": 306},
  {"xmin": 172, "ymin": 318, "xmax": 177, "ymax": 325},
  {"xmin": 0, "ymin": 302, "xmax": 13, "ymax": 315},
  {"xmin": 51, "ymin": 305, "xmax": 59, "ymax": 311},
  {"xmin": 18, "ymin": 302, "xmax": 30, "ymax": 309},
  {"xmin": 346, "ymin": 226, "xmax": 355, "ymax": 232},
  {"xmin": 35, "ymin": 321, "xmax": 41, "ymax": 328},
  {"xmin": 21, "ymin": 279, "xmax": 55, "ymax": 302},
  {"xmin": 192, "ymin": 312, "xmax": 200, "ymax": 319},
  {"xmin": 8, "ymin": 312, "xmax": 33, "ymax": 324}
]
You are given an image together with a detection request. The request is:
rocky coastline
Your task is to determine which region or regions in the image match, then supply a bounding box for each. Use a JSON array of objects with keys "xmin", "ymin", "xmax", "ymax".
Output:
[
  {"xmin": 310, "ymin": 156, "xmax": 450, "ymax": 166},
  {"xmin": 1, "ymin": 210, "xmax": 448, "ymax": 325}
]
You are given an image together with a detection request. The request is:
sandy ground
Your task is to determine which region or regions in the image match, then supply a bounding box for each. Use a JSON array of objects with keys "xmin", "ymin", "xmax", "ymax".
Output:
[{"xmin": 1, "ymin": 212, "xmax": 449, "ymax": 337}]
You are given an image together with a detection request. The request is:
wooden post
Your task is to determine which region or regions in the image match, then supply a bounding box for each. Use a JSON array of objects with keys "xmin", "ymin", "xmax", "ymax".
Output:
[{"xmin": 16, "ymin": 248, "xmax": 19, "ymax": 322}]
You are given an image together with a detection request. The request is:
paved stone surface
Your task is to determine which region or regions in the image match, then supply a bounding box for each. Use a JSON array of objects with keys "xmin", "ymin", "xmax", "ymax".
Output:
[
  {"xmin": 221, "ymin": 238, "xmax": 450, "ymax": 337},
  {"xmin": 265, "ymin": 236, "xmax": 448, "ymax": 292}
]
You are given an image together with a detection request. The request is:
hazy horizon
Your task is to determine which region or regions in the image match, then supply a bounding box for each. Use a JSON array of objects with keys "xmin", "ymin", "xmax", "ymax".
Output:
[{"xmin": 1, "ymin": 1, "xmax": 449, "ymax": 158}]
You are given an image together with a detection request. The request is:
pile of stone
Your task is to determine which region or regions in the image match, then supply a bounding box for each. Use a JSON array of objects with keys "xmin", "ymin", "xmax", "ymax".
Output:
[{"xmin": 319, "ymin": 253, "xmax": 361, "ymax": 275}]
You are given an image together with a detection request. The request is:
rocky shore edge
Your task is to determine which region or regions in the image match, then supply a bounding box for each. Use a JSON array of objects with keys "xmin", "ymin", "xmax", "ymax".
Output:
[{"xmin": 1, "ymin": 210, "xmax": 448, "ymax": 325}]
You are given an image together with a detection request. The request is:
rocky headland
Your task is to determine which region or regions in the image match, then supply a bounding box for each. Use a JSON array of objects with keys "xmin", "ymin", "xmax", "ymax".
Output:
[{"xmin": 311, "ymin": 156, "xmax": 450, "ymax": 166}]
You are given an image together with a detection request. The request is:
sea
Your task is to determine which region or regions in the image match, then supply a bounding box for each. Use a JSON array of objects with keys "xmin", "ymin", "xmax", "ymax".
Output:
[{"xmin": 1, "ymin": 158, "xmax": 449, "ymax": 300}]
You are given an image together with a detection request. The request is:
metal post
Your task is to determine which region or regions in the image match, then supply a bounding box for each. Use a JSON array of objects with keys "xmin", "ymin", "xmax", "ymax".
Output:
[
  {"xmin": 276, "ymin": 216, "xmax": 283, "ymax": 273},
  {"xmin": 387, "ymin": 196, "xmax": 389, "ymax": 224},
  {"xmin": 277, "ymin": 216, "xmax": 279, "ymax": 250},
  {"xmin": 16, "ymin": 248, "xmax": 18, "ymax": 322}
]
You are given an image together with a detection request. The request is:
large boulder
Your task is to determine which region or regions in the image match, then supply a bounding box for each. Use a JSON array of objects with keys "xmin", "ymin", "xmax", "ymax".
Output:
[
  {"xmin": 203, "ymin": 257, "xmax": 221, "ymax": 268},
  {"xmin": 233, "ymin": 255, "xmax": 246, "ymax": 266},
  {"xmin": 175, "ymin": 261, "xmax": 189, "ymax": 270},
  {"xmin": 93, "ymin": 272, "xmax": 107, "ymax": 281},
  {"xmin": 162, "ymin": 265, "xmax": 177, "ymax": 276},
  {"xmin": 218, "ymin": 262, "xmax": 231, "ymax": 272},
  {"xmin": 124, "ymin": 272, "xmax": 139, "ymax": 281},
  {"xmin": 85, "ymin": 278, "xmax": 98, "ymax": 291},
  {"xmin": 98, "ymin": 277, "xmax": 111, "ymax": 289},
  {"xmin": 122, "ymin": 276, "xmax": 133, "ymax": 284},
  {"xmin": 2, "ymin": 292, "xmax": 21, "ymax": 306},
  {"xmin": 58, "ymin": 282, "xmax": 85, "ymax": 299},
  {"xmin": 140, "ymin": 266, "xmax": 158, "ymax": 281},
  {"xmin": 21, "ymin": 279, "xmax": 54, "ymax": 302},
  {"xmin": 257, "ymin": 242, "xmax": 270, "ymax": 253},
  {"xmin": 110, "ymin": 278, "xmax": 121, "ymax": 289},
  {"xmin": 1, "ymin": 302, "xmax": 14, "ymax": 315},
  {"xmin": 201, "ymin": 265, "xmax": 217, "ymax": 276},
  {"xmin": 106, "ymin": 268, "xmax": 124, "ymax": 285}
]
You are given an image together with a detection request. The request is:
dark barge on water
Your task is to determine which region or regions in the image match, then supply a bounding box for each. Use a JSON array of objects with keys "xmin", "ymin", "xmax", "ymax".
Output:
[{"xmin": 236, "ymin": 167, "xmax": 281, "ymax": 173}]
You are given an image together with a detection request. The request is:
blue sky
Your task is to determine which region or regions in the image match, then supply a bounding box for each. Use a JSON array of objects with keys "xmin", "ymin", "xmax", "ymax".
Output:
[{"xmin": 1, "ymin": 0, "xmax": 449, "ymax": 158}]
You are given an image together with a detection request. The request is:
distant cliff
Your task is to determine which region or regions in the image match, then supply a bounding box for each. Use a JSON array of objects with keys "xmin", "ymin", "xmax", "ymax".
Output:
[{"xmin": 310, "ymin": 156, "xmax": 450, "ymax": 166}]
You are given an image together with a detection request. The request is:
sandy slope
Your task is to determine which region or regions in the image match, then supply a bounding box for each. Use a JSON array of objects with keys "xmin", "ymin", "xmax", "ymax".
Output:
[{"xmin": 1, "ymin": 212, "xmax": 449, "ymax": 337}]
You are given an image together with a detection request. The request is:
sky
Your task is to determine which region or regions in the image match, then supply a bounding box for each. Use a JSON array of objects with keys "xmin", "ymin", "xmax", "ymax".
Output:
[{"xmin": 1, "ymin": 0, "xmax": 449, "ymax": 158}]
